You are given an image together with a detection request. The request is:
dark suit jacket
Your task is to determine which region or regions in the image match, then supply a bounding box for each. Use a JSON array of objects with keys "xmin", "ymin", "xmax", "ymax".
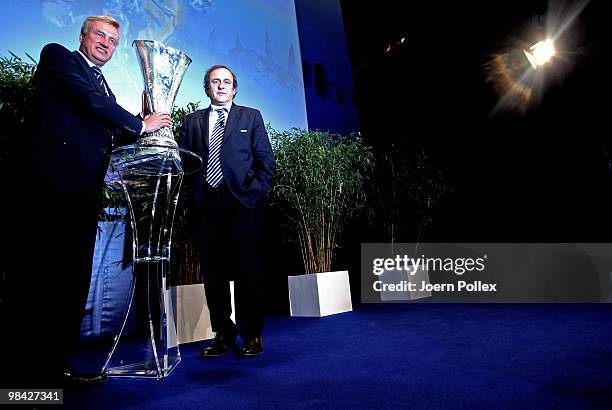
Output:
[
  {"xmin": 2, "ymin": 44, "xmax": 144, "ymax": 385},
  {"xmin": 178, "ymin": 104, "xmax": 275, "ymax": 210},
  {"xmin": 28, "ymin": 43, "xmax": 142, "ymax": 204}
]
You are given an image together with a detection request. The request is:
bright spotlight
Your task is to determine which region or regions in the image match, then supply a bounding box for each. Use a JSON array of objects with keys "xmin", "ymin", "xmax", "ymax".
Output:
[{"xmin": 523, "ymin": 39, "xmax": 556, "ymax": 69}]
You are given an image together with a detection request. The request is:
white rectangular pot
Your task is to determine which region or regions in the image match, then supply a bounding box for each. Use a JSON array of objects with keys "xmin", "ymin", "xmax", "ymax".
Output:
[{"xmin": 288, "ymin": 270, "xmax": 352, "ymax": 317}]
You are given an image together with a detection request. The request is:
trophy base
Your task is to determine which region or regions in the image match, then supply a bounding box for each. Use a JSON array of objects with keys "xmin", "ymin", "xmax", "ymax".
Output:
[
  {"xmin": 137, "ymin": 136, "xmax": 177, "ymax": 147},
  {"xmin": 135, "ymin": 129, "xmax": 179, "ymax": 159}
]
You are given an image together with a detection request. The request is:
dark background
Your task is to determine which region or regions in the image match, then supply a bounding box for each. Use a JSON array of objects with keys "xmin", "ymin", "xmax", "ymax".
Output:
[
  {"xmin": 264, "ymin": 0, "xmax": 612, "ymax": 311},
  {"xmin": 339, "ymin": 0, "xmax": 612, "ymax": 243}
]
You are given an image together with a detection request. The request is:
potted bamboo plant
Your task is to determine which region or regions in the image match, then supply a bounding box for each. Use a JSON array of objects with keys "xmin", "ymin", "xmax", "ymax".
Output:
[{"xmin": 270, "ymin": 129, "xmax": 373, "ymax": 316}]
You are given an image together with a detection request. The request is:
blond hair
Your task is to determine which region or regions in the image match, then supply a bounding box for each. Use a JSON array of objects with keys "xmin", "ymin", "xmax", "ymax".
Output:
[{"xmin": 80, "ymin": 15, "xmax": 120, "ymax": 35}]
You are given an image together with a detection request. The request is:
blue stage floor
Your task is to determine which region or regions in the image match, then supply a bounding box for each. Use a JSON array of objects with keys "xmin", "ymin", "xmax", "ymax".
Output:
[{"xmin": 66, "ymin": 303, "xmax": 612, "ymax": 409}]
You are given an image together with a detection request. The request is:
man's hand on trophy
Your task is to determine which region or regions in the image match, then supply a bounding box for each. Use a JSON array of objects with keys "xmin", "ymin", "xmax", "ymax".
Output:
[{"xmin": 143, "ymin": 113, "xmax": 173, "ymax": 133}]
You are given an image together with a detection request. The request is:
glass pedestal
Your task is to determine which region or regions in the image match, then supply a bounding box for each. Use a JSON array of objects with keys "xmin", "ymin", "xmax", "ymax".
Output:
[{"xmin": 102, "ymin": 144, "xmax": 202, "ymax": 379}]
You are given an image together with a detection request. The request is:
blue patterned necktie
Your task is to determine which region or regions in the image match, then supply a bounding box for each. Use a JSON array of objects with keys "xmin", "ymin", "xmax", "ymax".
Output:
[
  {"xmin": 90, "ymin": 66, "xmax": 109, "ymax": 96},
  {"xmin": 206, "ymin": 108, "xmax": 228, "ymax": 188}
]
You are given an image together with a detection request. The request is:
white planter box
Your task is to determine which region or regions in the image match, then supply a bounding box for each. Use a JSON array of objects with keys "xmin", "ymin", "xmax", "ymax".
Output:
[
  {"xmin": 288, "ymin": 270, "xmax": 352, "ymax": 317},
  {"xmin": 167, "ymin": 282, "xmax": 235, "ymax": 347},
  {"xmin": 379, "ymin": 266, "xmax": 431, "ymax": 301}
]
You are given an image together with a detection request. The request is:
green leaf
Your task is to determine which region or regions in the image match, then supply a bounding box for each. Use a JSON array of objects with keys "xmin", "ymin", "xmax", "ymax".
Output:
[{"xmin": 269, "ymin": 128, "xmax": 373, "ymax": 273}]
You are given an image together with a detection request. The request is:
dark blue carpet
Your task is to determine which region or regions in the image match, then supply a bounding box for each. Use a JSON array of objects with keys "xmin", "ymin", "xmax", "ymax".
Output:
[{"xmin": 66, "ymin": 304, "xmax": 612, "ymax": 409}]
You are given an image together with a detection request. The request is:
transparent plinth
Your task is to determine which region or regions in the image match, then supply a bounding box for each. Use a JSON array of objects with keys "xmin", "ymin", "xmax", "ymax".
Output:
[{"xmin": 102, "ymin": 144, "xmax": 202, "ymax": 379}]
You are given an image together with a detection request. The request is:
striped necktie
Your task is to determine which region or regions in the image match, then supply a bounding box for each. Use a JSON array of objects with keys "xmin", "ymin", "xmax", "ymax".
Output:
[
  {"xmin": 206, "ymin": 108, "xmax": 228, "ymax": 188},
  {"xmin": 90, "ymin": 66, "xmax": 109, "ymax": 96}
]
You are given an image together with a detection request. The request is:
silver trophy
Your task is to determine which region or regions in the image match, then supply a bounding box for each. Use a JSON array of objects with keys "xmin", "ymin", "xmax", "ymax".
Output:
[{"xmin": 133, "ymin": 40, "xmax": 192, "ymax": 147}]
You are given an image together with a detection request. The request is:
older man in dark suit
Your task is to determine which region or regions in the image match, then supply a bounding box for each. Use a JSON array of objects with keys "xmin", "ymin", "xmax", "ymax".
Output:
[
  {"xmin": 1, "ymin": 15, "xmax": 171, "ymax": 388},
  {"xmin": 178, "ymin": 65, "xmax": 274, "ymax": 358}
]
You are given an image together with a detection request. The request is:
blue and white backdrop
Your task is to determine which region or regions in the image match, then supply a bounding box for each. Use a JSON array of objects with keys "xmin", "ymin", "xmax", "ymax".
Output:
[{"xmin": 2, "ymin": 0, "xmax": 308, "ymax": 131}]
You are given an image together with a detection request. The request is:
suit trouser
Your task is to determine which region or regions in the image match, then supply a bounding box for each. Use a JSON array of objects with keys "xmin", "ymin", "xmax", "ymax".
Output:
[
  {"xmin": 1, "ymin": 187, "xmax": 99, "ymax": 388},
  {"xmin": 196, "ymin": 183, "xmax": 264, "ymax": 340}
]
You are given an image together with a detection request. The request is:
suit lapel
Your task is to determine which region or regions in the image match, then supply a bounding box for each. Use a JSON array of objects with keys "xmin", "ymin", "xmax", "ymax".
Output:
[
  {"xmin": 105, "ymin": 79, "xmax": 116, "ymax": 101},
  {"xmin": 72, "ymin": 50, "xmax": 110, "ymax": 98},
  {"xmin": 223, "ymin": 105, "xmax": 241, "ymax": 145},
  {"xmin": 198, "ymin": 108, "xmax": 210, "ymax": 148}
]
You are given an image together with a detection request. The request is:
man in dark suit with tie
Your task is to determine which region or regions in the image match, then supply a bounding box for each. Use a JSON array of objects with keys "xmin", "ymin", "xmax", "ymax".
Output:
[
  {"xmin": 1, "ymin": 15, "xmax": 171, "ymax": 388},
  {"xmin": 178, "ymin": 65, "xmax": 274, "ymax": 358}
]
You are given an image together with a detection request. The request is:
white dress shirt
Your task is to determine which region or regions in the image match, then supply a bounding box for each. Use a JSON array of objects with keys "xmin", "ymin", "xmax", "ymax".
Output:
[{"xmin": 208, "ymin": 103, "xmax": 232, "ymax": 138}]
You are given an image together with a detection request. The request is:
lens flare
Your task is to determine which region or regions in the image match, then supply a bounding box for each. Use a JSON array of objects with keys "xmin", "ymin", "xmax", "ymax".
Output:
[
  {"xmin": 486, "ymin": 0, "xmax": 590, "ymax": 115},
  {"xmin": 523, "ymin": 39, "xmax": 556, "ymax": 69}
]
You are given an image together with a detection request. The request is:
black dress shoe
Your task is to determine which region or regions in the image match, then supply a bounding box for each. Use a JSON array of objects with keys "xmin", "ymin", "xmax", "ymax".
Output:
[
  {"xmin": 239, "ymin": 337, "xmax": 263, "ymax": 358},
  {"xmin": 63, "ymin": 367, "xmax": 108, "ymax": 387},
  {"xmin": 200, "ymin": 333, "xmax": 237, "ymax": 359}
]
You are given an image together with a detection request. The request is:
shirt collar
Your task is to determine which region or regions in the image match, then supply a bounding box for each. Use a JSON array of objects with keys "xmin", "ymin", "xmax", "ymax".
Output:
[
  {"xmin": 210, "ymin": 102, "xmax": 232, "ymax": 114},
  {"xmin": 77, "ymin": 50, "xmax": 100, "ymax": 69}
]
